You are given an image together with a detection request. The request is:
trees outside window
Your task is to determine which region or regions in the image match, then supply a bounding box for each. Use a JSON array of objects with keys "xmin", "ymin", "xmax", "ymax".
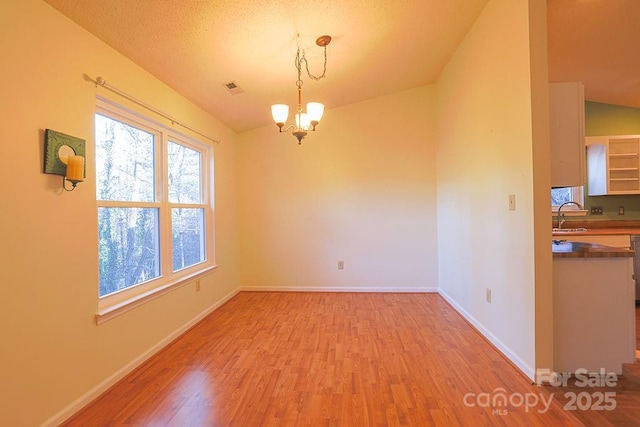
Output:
[
  {"xmin": 168, "ymin": 141, "xmax": 206, "ymax": 272},
  {"xmin": 551, "ymin": 186, "xmax": 584, "ymax": 211}
]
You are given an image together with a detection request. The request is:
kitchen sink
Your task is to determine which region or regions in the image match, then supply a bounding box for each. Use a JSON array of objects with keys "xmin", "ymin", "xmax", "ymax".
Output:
[{"xmin": 551, "ymin": 240, "xmax": 572, "ymax": 251}]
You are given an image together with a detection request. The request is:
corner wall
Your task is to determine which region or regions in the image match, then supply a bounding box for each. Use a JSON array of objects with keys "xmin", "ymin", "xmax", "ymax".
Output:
[
  {"xmin": 237, "ymin": 86, "xmax": 438, "ymax": 291},
  {"xmin": 435, "ymin": 0, "xmax": 550, "ymax": 378},
  {"xmin": 0, "ymin": 1, "xmax": 240, "ymax": 425}
]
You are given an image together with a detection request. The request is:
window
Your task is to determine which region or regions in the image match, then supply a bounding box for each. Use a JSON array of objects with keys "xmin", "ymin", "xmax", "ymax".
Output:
[
  {"xmin": 95, "ymin": 99, "xmax": 215, "ymax": 317},
  {"xmin": 551, "ymin": 186, "xmax": 585, "ymax": 213}
]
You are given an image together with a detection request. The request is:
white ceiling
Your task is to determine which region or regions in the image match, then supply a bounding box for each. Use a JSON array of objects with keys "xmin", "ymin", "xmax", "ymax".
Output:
[
  {"xmin": 547, "ymin": 0, "xmax": 640, "ymax": 109},
  {"xmin": 42, "ymin": 0, "xmax": 488, "ymax": 133},
  {"xmin": 42, "ymin": 0, "xmax": 640, "ymax": 133}
]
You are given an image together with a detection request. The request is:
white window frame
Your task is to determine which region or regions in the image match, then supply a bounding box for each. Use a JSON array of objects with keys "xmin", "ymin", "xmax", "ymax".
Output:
[
  {"xmin": 551, "ymin": 186, "xmax": 587, "ymax": 216},
  {"xmin": 95, "ymin": 98, "xmax": 216, "ymax": 324}
]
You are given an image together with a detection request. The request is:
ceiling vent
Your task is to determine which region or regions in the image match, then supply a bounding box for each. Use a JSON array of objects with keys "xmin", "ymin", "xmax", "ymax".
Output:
[{"xmin": 223, "ymin": 81, "xmax": 244, "ymax": 95}]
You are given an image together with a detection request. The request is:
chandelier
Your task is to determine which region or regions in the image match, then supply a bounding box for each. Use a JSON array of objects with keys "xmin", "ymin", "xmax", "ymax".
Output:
[{"xmin": 271, "ymin": 35, "xmax": 332, "ymax": 144}]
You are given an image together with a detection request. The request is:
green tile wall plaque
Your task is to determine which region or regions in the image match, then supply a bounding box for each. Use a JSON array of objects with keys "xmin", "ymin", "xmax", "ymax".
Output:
[{"xmin": 44, "ymin": 129, "xmax": 86, "ymax": 177}]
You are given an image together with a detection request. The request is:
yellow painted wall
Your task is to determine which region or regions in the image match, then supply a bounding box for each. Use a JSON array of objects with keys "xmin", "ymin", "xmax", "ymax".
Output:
[
  {"xmin": 586, "ymin": 101, "xmax": 640, "ymax": 136},
  {"xmin": 237, "ymin": 86, "xmax": 438, "ymax": 291},
  {"xmin": 528, "ymin": 0, "xmax": 554, "ymax": 376},
  {"xmin": 0, "ymin": 1, "xmax": 240, "ymax": 424},
  {"xmin": 435, "ymin": 0, "xmax": 550, "ymax": 378}
]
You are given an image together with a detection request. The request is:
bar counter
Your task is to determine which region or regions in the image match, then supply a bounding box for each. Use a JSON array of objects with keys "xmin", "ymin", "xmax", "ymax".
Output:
[{"xmin": 551, "ymin": 241, "xmax": 634, "ymax": 258}]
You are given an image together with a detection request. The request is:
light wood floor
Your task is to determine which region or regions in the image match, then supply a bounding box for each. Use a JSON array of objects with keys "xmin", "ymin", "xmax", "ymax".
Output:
[{"xmin": 63, "ymin": 292, "xmax": 640, "ymax": 426}]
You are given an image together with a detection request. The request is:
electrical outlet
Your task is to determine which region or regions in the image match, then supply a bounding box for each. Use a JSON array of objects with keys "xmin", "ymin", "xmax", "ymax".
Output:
[
  {"xmin": 619, "ymin": 206, "xmax": 625, "ymax": 215},
  {"xmin": 486, "ymin": 288, "xmax": 492, "ymax": 303},
  {"xmin": 196, "ymin": 280, "xmax": 201, "ymax": 292},
  {"xmin": 590, "ymin": 206, "xmax": 603, "ymax": 215},
  {"xmin": 338, "ymin": 261, "xmax": 344, "ymax": 270}
]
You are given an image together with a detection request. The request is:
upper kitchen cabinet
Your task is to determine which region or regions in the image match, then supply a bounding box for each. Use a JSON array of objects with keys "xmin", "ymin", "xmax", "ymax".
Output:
[
  {"xmin": 587, "ymin": 135, "xmax": 640, "ymax": 195},
  {"xmin": 549, "ymin": 82, "xmax": 586, "ymax": 188}
]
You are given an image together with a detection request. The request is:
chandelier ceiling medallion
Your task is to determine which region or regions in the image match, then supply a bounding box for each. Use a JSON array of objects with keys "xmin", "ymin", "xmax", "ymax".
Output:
[{"xmin": 271, "ymin": 34, "xmax": 332, "ymax": 145}]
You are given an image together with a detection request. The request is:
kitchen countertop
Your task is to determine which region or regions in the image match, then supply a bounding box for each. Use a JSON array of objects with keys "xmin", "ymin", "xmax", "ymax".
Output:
[
  {"xmin": 552, "ymin": 220, "xmax": 640, "ymax": 236},
  {"xmin": 552, "ymin": 227, "xmax": 640, "ymax": 236},
  {"xmin": 552, "ymin": 241, "xmax": 634, "ymax": 258}
]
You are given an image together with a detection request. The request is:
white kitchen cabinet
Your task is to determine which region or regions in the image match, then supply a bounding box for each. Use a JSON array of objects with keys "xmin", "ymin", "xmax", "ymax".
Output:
[
  {"xmin": 550, "ymin": 82, "xmax": 586, "ymax": 188},
  {"xmin": 587, "ymin": 135, "xmax": 640, "ymax": 195}
]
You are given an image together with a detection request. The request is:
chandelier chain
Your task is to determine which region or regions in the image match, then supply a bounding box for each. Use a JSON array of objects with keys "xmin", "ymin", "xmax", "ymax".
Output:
[
  {"xmin": 295, "ymin": 47, "xmax": 304, "ymax": 89},
  {"xmin": 301, "ymin": 45, "xmax": 328, "ymax": 81}
]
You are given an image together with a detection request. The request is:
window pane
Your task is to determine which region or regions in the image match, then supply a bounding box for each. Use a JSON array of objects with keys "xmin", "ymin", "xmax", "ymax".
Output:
[
  {"xmin": 172, "ymin": 208, "xmax": 205, "ymax": 271},
  {"xmin": 168, "ymin": 141, "xmax": 202, "ymax": 204},
  {"xmin": 551, "ymin": 188, "xmax": 572, "ymax": 206},
  {"xmin": 98, "ymin": 207, "xmax": 160, "ymax": 296},
  {"xmin": 551, "ymin": 186, "xmax": 583, "ymax": 208},
  {"xmin": 95, "ymin": 114, "xmax": 156, "ymax": 202}
]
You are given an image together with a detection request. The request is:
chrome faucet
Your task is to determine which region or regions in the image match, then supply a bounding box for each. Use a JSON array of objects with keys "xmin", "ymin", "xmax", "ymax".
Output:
[{"xmin": 556, "ymin": 201, "xmax": 583, "ymax": 229}]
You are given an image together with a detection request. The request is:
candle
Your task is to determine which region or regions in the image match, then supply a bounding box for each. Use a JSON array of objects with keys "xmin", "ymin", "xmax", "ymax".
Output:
[{"xmin": 66, "ymin": 155, "xmax": 84, "ymax": 182}]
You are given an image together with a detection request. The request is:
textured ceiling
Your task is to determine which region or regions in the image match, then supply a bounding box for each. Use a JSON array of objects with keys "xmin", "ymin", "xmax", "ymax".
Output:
[
  {"xmin": 42, "ymin": 1, "xmax": 637, "ymax": 133},
  {"xmin": 42, "ymin": 0, "xmax": 488, "ymax": 133},
  {"xmin": 548, "ymin": 0, "xmax": 640, "ymax": 109}
]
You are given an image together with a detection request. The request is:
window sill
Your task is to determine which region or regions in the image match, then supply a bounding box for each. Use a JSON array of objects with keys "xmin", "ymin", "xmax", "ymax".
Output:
[{"xmin": 95, "ymin": 265, "xmax": 218, "ymax": 325}]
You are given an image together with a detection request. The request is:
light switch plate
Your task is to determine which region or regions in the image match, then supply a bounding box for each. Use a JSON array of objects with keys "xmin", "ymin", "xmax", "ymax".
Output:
[{"xmin": 508, "ymin": 194, "xmax": 516, "ymax": 211}]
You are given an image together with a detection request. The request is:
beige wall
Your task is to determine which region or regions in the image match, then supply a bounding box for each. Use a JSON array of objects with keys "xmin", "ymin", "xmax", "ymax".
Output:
[
  {"xmin": 528, "ymin": 0, "xmax": 554, "ymax": 379},
  {"xmin": 0, "ymin": 1, "xmax": 240, "ymax": 425},
  {"xmin": 435, "ymin": 0, "xmax": 550, "ymax": 378},
  {"xmin": 237, "ymin": 86, "xmax": 438, "ymax": 291}
]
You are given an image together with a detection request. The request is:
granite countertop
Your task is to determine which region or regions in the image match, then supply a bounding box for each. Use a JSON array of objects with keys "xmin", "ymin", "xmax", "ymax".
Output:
[{"xmin": 552, "ymin": 241, "xmax": 634, "ymax": 258}]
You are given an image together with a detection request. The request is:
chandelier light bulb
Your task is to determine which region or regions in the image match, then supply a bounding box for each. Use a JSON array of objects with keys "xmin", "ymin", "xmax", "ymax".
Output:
[
  {"xmin": 296, "ymin": 112, "xmax": 310, "ymax": 130},
  {"xmin": 306, "ymin": 102, "xmax": 324, "ymax": 125},
  {"xmin": 271, "ymin": 104, "xmax": 289, "ymax": 125}
]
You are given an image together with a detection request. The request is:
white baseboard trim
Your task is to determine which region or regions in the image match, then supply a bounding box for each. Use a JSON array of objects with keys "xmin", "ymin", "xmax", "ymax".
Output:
[
  {"xmin": 438, "ymin": 289, "xmax": 535, "ymax": 381},
  {"xmin": 43, "ymin": 288, "xmax": 241, "ymax": 427},
  {"xmin": 239, "ymin": 286, "xmax": 439, "ymax": 293}
]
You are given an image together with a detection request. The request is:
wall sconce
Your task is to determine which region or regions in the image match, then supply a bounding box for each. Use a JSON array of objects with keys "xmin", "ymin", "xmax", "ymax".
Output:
[{"xmin": 43, "ymin": 129, "xmax": 86, "ymax": 191}]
